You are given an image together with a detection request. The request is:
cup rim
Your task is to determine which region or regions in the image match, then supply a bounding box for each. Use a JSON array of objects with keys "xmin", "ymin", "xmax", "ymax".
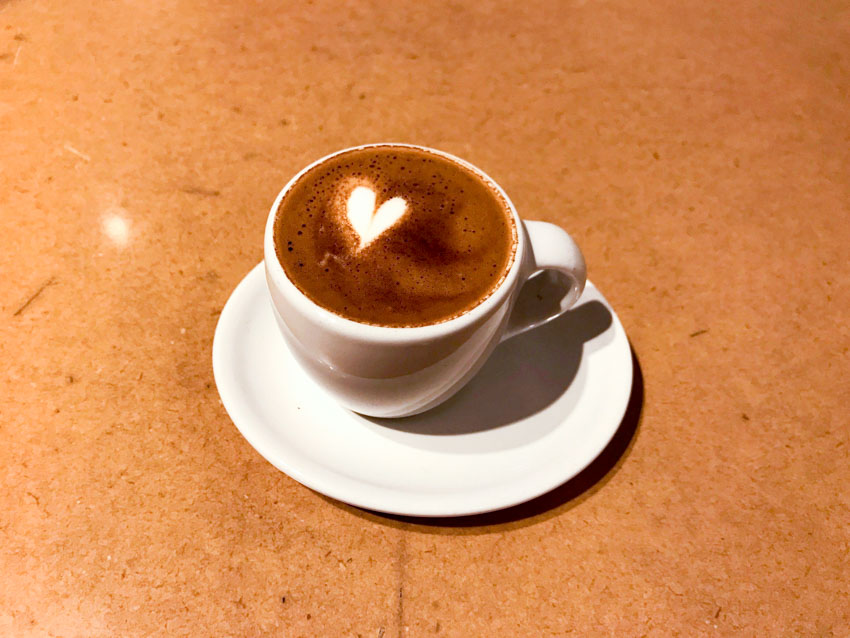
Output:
[{"xmin": 263, "ymin": 142, "xmax": 525, "ymax": 343}]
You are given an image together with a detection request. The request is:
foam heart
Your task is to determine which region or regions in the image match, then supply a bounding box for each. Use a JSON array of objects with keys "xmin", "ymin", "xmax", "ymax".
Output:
[{"xmin": 346, "ymin": 186, "xmax": 407, "ymax": 250}]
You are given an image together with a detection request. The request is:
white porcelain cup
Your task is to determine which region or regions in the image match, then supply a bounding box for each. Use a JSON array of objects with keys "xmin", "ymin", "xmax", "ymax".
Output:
[{"xmin": 264, "ymin": 144, "xmax": 586, "ymax": 418}]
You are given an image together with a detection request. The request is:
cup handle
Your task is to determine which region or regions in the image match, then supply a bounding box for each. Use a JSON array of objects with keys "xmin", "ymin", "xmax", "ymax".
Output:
[{"xmin": 501, "ymin": 220, "xmax": 587, "ymax": 342}]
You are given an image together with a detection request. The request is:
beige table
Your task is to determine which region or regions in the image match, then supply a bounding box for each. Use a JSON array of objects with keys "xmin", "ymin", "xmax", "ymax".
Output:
[{"xmin": 2, "ymin": 0, "xmax": 848, "ymax": 635}]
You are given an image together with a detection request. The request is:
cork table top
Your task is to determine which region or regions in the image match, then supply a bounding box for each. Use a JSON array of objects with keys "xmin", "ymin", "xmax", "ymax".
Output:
[{"xmin": 2, "ymin": 0, "xmax": 848, "ymax": 635}]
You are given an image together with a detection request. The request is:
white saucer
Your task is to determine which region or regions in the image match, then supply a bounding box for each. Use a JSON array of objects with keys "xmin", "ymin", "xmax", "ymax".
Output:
[{"xmin": 213, "ymin": 263, "xmax": 633, "ymax": 517}]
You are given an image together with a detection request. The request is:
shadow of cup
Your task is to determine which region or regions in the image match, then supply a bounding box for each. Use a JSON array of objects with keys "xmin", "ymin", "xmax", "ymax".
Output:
[{"xmin": 366, "ymin": 271, "xmax": 613, "ymax": 435}]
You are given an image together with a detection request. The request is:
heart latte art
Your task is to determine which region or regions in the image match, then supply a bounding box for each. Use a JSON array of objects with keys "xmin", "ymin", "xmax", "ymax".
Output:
[
  {"xmin": 273, "ymin": 145, "xmax": 516, "ymax": 327},
  {"xmin": 345, "ymin": 186, "xmax": 408, "ymax": 250}
]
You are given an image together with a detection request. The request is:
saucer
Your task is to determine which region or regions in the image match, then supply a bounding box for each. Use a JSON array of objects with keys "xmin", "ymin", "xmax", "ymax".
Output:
[{"xmin": 213, "ymin": 263, "xmax": 633, "ymax": 517}]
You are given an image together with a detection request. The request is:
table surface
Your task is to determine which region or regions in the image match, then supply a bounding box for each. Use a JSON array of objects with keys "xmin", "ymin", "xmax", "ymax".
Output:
[{"xmin": 2, "ymin": 0, "xmax": 848, "ymax": 635}]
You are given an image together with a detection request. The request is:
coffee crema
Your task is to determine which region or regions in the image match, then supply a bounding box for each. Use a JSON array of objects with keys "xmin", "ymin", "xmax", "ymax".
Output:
[{"xmin": 273, "ymin": 146, "xmax": 517, "ymax": 327}]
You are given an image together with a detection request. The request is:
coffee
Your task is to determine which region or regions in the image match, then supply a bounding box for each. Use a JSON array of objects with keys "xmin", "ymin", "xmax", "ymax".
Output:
[{"xmin": 273, "ymin": 145, "xmax": 516, "ymax": 327}]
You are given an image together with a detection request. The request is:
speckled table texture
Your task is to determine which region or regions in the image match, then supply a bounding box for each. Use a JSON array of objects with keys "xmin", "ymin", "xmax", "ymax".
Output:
[{"xmin": 2, "ymin": 0, "xmax": 848, "ymax": 636}]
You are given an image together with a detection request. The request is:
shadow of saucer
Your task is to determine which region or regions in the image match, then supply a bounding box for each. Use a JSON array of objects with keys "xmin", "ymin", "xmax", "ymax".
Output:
[
  {"xmin": 365, "ymin": 299, "xmax": 613, "ymax": 436},
  {"xmin": 324, "ymin": 348, "xmax": 644, "ymax": 532}
]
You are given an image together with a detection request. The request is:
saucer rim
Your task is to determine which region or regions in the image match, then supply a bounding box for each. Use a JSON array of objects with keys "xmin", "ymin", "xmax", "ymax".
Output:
[{"xmin": 213, "ymin": 262, "xmax": 633, "ymax": 517}]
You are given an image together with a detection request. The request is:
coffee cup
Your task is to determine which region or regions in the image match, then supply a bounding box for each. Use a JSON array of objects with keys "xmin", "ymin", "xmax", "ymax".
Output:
[{"xmin": 264, "ymin": 143, "xmax": 586, "ymax": 417}]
